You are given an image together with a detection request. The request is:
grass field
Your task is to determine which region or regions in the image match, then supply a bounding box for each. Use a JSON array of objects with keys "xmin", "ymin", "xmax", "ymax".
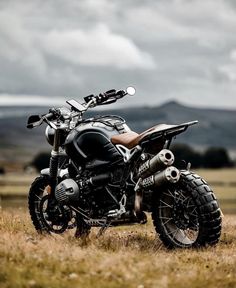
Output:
[
  {"xmin": 1, "ymin": 168, "xmax": 235, "ymax": 212},
  {"xmin": 0, "ymin": 169, "xmax": 235, "ymax": 195},
  {"xmin": 194, "ymin": 169, "xmax": 236, "ymax": 214},
  {"xmin": 0, "ymin": 209, "xmax": 235, "ymax": 288},
  {"xmin": 0, "ymin": 169, "xmax": 236, "ymax": 287}
]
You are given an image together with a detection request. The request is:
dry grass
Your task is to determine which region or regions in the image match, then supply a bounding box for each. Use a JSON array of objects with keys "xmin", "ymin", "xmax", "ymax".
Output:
[
  {"xmin": 194, "ymin": 168, "xmax": 236, "ymax": 214},
  {"xmin": 0, "ymin": 169, "xmax": 236, "ymax": 287},
  {"xmin": 2, "ymin": 169, "xmax": 236, "ymax": 212},
  {"xmin": 0, "ymin": 173, "xmax": 35, "ymax": 184},
  {"xmin": 195, "ymin": 168, "xmax": 236, "ymax": 183},
  {"xmin": 0, "ymin": 208, "xmax": 236, "ymax": 288},
  {"xmin": 0, "ymin": 174, "xmax": 35, "ymax": 196}
]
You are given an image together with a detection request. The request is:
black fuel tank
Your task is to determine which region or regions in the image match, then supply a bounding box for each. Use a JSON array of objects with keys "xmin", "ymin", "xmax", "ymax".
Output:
[{"xmin": 64, "ymin": 116, "xmax": 130, "ymax": 166}]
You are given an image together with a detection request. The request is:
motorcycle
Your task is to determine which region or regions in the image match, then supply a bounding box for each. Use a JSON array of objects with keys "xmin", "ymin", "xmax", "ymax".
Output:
[{"xmin": 27, "ymin": 87, "xmax": 222, "ymax": 248}]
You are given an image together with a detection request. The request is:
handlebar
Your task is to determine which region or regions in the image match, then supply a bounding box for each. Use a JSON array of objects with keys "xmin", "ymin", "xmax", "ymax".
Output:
[
  {"xmin": 27, "ymin": 87, "xmax": 135, "ymax": 129},
  {"xmin": 43, "ymin": 111, "xmax": 54, "ymax": 120},
  {"xmin": 27, "ymin": 109, "xmax": 60, "ymax": 129},
  {"xmin": 84, "ymin": 89, "xmax": 126, "ymax": 106}
]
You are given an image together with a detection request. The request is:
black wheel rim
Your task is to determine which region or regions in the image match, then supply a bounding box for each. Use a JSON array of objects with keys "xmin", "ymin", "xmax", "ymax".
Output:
[
  {"xmin": 39, "ymin": 195, "xmax": 68, "ymax": 234},
  {"xmin": 159, "ymin": 186, "xmax": 199, "ymax": 247}
]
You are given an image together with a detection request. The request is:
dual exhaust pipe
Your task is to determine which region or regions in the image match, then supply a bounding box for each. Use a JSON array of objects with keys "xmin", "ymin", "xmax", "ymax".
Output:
[
  {"xmin": 138, "ymin": 149, "xmax": 180, "ymax": 189},
  {"xmin": 135, "ymin": 149, "xmax": 180, "ymax": 218}
]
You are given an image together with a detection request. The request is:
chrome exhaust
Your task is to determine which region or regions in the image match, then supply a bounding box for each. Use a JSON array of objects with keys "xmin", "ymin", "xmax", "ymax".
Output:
[
  {"xmin": 141, "ymin": 166, "xmax": 180, "ymax": 189},
  {"xmin": 138, "ymin": 149, "xmax": 174, "ymax": 179}
]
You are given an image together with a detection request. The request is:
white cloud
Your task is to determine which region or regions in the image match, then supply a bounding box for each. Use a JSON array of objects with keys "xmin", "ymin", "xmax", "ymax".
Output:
[
  {"xmin": 0, "ymin": 0, "xmax": 236, "ymax": 108},
  {"xmin": 123, "ymin": 0, "xmax": 236, "ymax": 49},
  {"xmin": 0, "ymin": 9, "xmax": 46, "ymax": 74},
  {"xmin": 42, "ymin": 24, "xmax": 156, "ymax": 70},
  {"xmin": 0, "ymin": 94, "xmax": 65, "ymax": 106},
  {"xmin": 219, "ymin": 65, "xmax": 236, "ymax": 82},
  {"xmin": 78, "ymin": 0, "xmax": 117, "ymax": 17},
  {"xmin": 231, "ymin": 50, "xmax": 236, "ymax": 61},
  {"xmin": 219, "ymin": 49, "xmax": 236, "ymax": 82}
]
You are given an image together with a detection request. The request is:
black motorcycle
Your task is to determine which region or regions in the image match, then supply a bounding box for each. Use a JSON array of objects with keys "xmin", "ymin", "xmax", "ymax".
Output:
[{"xmin": 27, "ymin": 87, "xmax": 222, "ymax": 248}]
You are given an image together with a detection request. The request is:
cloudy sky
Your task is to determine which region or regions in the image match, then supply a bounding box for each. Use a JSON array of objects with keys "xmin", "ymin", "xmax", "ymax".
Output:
[{"xmin": 1, "ymin": 0, "xmax": 236, "ymax": 109}]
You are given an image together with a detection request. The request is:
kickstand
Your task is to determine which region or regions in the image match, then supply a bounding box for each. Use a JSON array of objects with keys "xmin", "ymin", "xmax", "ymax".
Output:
[{"xmin": 96, "ymin": 222, "xmax": 111, "ymax": 238}]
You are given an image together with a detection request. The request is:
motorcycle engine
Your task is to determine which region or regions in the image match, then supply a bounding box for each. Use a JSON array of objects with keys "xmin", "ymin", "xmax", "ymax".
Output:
[
  {"xmin": 55, "ymin": 179, "xmax": 80, "ymax": 204},
  {"xmin": 54, "ymin": 168, "xmax": 125, "ymax": 216}
]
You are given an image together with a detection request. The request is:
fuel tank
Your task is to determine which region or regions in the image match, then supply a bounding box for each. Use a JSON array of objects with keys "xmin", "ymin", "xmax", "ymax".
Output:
[{"xmin": 64, "ymin": 116, "xmax": 130, "ymax": 166}]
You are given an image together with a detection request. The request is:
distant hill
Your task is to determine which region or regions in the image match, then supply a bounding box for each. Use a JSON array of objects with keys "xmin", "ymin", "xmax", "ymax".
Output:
[{"xmin": 0, "ymin": 101, "xmax": 235, "ymax": 162}]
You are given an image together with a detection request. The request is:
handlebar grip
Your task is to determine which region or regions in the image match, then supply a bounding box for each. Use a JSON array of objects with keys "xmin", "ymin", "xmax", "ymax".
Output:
[
  {"xmin": 43, "ymin": 112, "xmax": 54, "ymax": 120},
  {"xmin": 115, "ymin": 90, "xmax": 126, "ymax": 98},
  {"xmin": 44, "ymin": 108, "xmax": 62, "ymax": 120},
  {"xmin": 104, "ymin": 89, "xmax": 117, "ymax": 97},
  {"xmin": 95, "ymin": 89, "xmax": 118, "ymax": 104},
  {"xmin": 95, "ymin": 93, "xmax": 109, "ymax": 104},
  {"xmin": 84, "ymin": 88, "xmax": 126, "ymax": 106}
]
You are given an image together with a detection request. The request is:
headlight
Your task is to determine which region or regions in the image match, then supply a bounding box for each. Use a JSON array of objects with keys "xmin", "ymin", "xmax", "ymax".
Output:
[{"xmin": 45, "ymin": 125, "xmax": 55, "ymax": 146}]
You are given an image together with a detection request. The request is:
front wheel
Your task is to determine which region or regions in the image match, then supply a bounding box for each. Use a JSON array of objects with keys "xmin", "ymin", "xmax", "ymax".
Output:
[
  {"xmin": 28, "ymin": 176, "xmax": 77, "ymax": 234},
  {"xmin": 152, "ymin": 170, "xmax": 222, "ymax": 248}
]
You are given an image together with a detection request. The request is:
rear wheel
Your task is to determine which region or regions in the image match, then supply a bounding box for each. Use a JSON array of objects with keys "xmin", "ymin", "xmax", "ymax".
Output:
[{"xmin": 152, "ymin": 170, "xmax": 222, "ymax": 248}]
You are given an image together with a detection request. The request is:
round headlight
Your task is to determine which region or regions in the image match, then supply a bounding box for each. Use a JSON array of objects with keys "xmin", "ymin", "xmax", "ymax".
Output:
[{"xmin": 45, "ymin": 125, "xmax": 55, "ymax": 146}]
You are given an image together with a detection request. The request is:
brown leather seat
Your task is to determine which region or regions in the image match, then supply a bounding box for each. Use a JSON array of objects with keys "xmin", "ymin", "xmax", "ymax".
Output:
[
  {"xmin": 111, "ymin": 131, "xmax": 139, "ymax": 149},
  {"xmin": 111, "ymin": 124, "xmax": 176, "ymax": 149}
]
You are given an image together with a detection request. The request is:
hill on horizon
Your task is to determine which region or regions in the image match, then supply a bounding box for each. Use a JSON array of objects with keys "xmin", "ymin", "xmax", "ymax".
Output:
[{"xmin": 0, "ymin": 101, "xmax": 235, "ymax": 163}]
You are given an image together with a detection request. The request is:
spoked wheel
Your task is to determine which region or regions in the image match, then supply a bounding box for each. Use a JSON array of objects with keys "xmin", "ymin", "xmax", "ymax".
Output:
[
  {"xmin": 157, "ymin": 186, "xmax": 199, "ymax": 246},
  {"xmin": 39, "ymin": 195, "xmax": 68, "ymax": 234},
  {"xmin": 28, "ymin": 176, "xmax": 76, "ymax": 234},
  {"xmin": 152, "ymin": 170, "xmax": 222, "ymax": 249}
]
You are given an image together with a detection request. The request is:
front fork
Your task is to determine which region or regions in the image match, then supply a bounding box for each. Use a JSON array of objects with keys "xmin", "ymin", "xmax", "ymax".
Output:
[
  {"xmin": 49, "ymin": 128, "xmax": 61, "ymax": 197},
  {"xmin": 42, "ymin": 128, "xmax": 63, "ymax": 218}
]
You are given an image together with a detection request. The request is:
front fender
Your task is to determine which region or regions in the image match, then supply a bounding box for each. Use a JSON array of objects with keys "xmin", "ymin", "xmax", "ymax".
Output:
[{"xmin": 40, "ymin": 168, "xmax": 69, "ymax": 179}]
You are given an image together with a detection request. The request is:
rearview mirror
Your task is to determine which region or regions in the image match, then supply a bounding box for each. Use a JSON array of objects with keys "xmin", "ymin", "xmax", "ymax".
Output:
[
  {"xmin": 126, "ymin": 86, "xmax": 136, "ymax": 96},
  {"xmin": 27, "ymin": 115, "xmax": 42, "ymax": 129}
]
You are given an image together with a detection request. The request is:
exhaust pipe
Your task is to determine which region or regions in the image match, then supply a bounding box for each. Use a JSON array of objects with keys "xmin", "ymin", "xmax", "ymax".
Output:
[
  {"xmin": 141, "ymin": 166, "xmax": 180, "ymax": 189},
  {"xmin": 138, "ymin": 149, "xmax": 174, "ymax": 179}
]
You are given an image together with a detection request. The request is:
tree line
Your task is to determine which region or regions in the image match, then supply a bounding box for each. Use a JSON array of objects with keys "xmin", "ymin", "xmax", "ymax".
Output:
[
  {"xmin": 30, "ymin": 144, "xmax": 234, "ymax": 173},
  {"xmin": 172, "ymin": 144, "xmax": 233, "ymax": 169}
]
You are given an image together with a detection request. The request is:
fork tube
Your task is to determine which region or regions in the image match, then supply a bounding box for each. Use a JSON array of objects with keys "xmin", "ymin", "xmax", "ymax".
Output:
[{"xmin": 49, "ymin": 129, "xmax": 61, "ymax": 192}]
